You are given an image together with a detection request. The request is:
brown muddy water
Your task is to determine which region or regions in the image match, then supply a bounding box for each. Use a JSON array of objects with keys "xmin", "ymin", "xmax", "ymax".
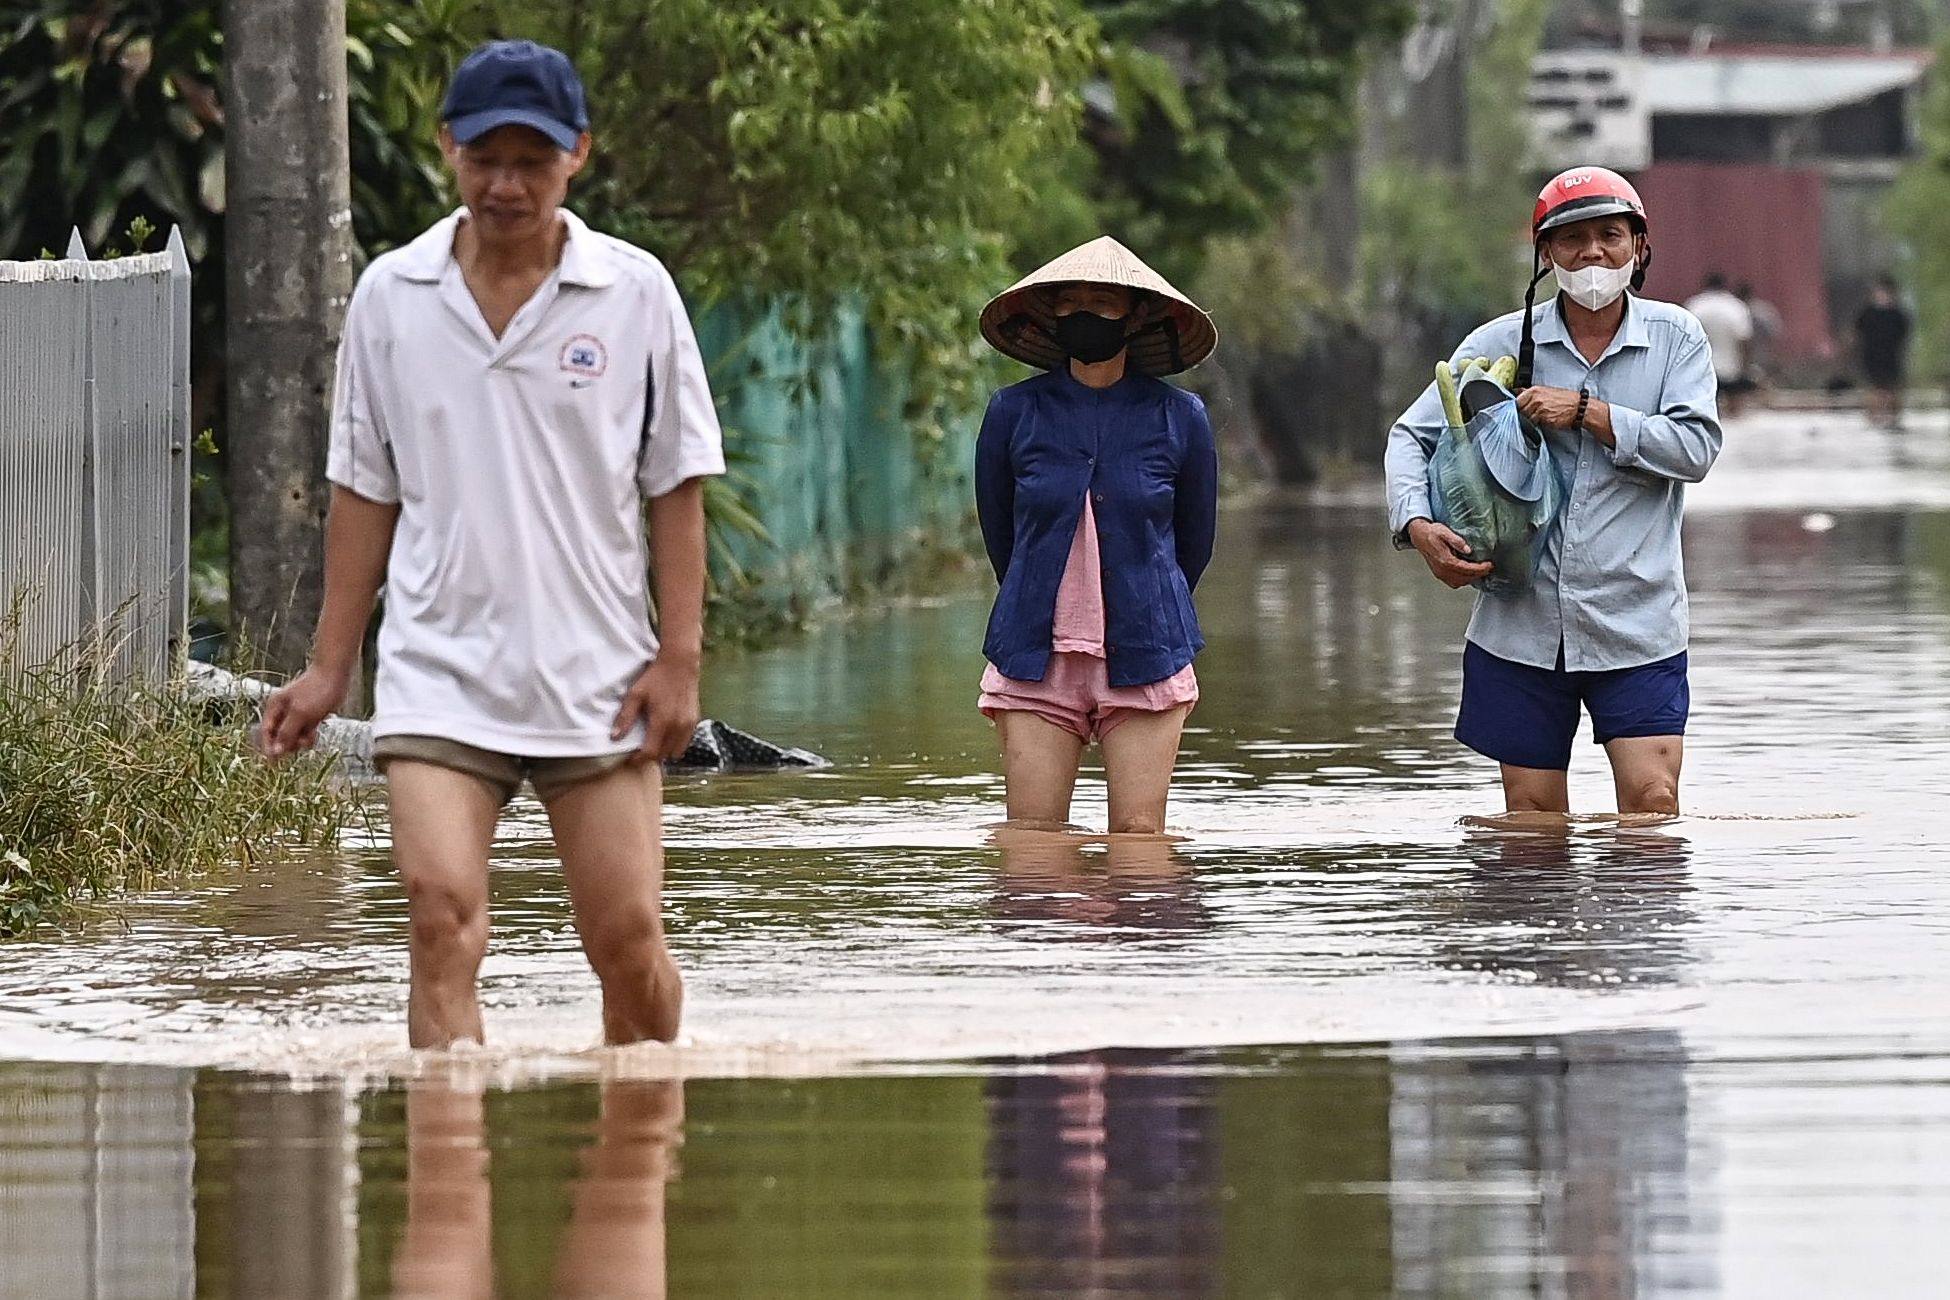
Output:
[{"xmin": 5, "ymin": 409, "xmax": 1950, "ymax": 1295}]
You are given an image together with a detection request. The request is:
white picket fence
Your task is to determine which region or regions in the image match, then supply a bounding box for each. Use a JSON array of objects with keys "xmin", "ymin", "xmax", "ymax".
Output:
[{"xmin": 0, "ymin": 229, "xmax": 191, "ymax": 682}]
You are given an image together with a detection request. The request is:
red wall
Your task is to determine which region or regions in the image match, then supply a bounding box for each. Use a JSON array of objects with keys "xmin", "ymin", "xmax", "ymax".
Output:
[{"xmin": 1634, "ymin": 162, "xmax": 1834, "ymax": 363}]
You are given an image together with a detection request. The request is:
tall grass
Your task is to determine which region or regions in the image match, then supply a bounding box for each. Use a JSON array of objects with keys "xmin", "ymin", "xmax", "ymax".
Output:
[{"xmin": 0, "ymin": 616, "xmax": 346, "ymax": 937}]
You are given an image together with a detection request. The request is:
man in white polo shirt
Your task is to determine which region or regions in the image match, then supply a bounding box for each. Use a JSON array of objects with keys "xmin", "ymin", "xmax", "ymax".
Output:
[{"xmin": 261, "ymin": 40, "xmax": 724, "ymax": 1048}]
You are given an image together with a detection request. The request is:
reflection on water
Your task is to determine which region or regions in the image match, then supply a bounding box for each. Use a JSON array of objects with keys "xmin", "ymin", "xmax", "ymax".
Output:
[
  {"xmin": 1387, "ymin": 1030, "xmax": 1707, "ymax": 1298},
  {"xmin": 386, "ymin": 1079, "xmax": 679, "ymax": 1298},
  {"xmin": 986, "ymin": 1050, "xmax": 1220, "ymax": 1295},
  {"xmin": 1444, "ymin": 822, "xmax": 1696, "ymax": 987},
  {"xmin": 990, "ymin": 827, "xmax": 1210, "ymax": 935},
  {"xmin": 7, "ymin": 1034, "xmax": 1949, "ymax": 1296}
]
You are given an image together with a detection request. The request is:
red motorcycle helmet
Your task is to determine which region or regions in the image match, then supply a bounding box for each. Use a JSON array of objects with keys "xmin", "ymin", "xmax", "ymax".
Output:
[
  {"xmin": 1532, "ymin": 167, "xmax": 1648, "ymax": 238},
  {"xmin": 1515, "ymin": 166, "xmax": 1652, "ymax": 389}
]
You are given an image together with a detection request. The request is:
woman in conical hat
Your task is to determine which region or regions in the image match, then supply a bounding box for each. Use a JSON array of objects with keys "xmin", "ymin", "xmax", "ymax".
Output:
[{"xmin": 974, "ymin": 236, "xmax": 1219, "ymax": 833}]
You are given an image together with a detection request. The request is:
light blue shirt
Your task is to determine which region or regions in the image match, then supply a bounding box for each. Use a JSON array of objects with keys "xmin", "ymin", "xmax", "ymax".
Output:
[{"xmin": 1384, "ymin": 294, "xmax": 1723, "ymax": 672}]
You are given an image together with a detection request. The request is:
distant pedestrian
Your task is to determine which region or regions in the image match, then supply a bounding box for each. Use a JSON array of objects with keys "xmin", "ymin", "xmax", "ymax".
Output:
[
  {"xmin": 975, "ymin": 238, "xmax": 1219, "ymax": 834},
  {"xmin": 1855, "ymin": 275, "xmax": 1912, "ymax": 428},
  {"xmin": 1686, "ymin": 273, "xmax": 1756, "ymax": 414},
  {"xmin": 1735, "ymin": 281, "xmax": 1783, "ymax": 385}
]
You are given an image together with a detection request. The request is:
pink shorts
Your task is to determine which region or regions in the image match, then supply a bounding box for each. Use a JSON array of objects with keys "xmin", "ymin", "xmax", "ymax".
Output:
[{"xmin": 979, "ymin": 651, "xmax": 1199, "ymax": 743}]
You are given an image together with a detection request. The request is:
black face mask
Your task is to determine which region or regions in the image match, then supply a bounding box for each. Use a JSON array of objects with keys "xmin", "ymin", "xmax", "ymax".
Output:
[{"xmin": 1050, "ymin": 310, "xmax": 1133, "ymax": 364}]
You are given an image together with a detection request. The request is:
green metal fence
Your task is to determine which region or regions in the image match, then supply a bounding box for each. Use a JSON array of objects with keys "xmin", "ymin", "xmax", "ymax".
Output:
[{"xmin": 698, "ymin": 304, "xmax": 978, "ymax": 616}]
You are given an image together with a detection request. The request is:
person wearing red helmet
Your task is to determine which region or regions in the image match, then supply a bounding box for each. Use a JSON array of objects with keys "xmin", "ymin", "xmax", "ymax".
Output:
[{"xmin": 1384, "ymin": 166, "xmax": 1724, "ymax": 817}]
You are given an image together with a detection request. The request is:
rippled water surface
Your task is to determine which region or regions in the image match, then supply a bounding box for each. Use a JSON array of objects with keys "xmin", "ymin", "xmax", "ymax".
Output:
[{"xmin": 5, "ymin": 409, "xmax": 1950, "ymax": 1293}]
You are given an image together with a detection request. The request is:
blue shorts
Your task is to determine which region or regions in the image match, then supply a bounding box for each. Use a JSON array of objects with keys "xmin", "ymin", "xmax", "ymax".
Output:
[{"xmin": 1455, "ymin": 642, "xmax": 1689, "ymax": 771}]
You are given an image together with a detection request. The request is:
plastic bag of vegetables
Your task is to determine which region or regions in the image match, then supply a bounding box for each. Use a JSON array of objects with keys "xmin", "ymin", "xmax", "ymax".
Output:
[{"xmin": 1427, "ymin": 356, "xmax": 1565, "ymax": 596}]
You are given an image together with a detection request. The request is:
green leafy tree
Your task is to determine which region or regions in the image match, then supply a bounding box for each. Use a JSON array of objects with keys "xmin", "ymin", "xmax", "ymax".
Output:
[
  {"xmin": 1360, "ymin": 0, "xmax": 1551, "ymax": 340},
  {"xmin": 0, "ymin": 1, "xmax": 465, "ymax": 262},
  {"xmin": 1888, "ymin": 33, "xmax": 1950, "ymax": 380},
  {"xmin": 346, "ymin": 0, "xmax": 477, "ymax": 255},
  {"xmin": 0, "ymin": 0, "xmax": 1092, "ymax": 628},
  {"xmin": 0, "ymin": 3, "xmax": 224, "ymax": 260},
  {"xmin": 467, "ymin": 0, "xmax": 1094, "ymax": 431},
  {"xmin": 1073, "ymin": 0, "xmax": 1416, "ymax": 282},
  {"xmin": 0, "ymin": 0, "xmax": 472, "ymax": 464}
]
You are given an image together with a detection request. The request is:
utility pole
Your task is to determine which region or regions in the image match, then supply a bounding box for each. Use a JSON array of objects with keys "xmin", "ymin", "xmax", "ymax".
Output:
[{"xmin": 221, "ymin": 0, "xmax": 352, "ymax": 676}]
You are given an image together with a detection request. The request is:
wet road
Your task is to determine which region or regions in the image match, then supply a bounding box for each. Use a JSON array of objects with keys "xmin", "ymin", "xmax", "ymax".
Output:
[{"xmin": 4, "ymin": 407, "xmax": 1950, "ymax": 1293}]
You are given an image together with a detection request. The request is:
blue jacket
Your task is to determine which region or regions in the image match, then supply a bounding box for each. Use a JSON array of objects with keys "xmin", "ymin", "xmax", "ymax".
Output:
[{"xmin": 975, "ymin": 369, "xmax": 1219, "ymax": 688}]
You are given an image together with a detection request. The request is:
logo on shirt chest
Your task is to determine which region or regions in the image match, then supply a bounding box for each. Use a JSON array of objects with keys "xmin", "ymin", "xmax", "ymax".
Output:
[{"xmin": 559, "ymin": 333, "xmax": 609, "ymax": 380}]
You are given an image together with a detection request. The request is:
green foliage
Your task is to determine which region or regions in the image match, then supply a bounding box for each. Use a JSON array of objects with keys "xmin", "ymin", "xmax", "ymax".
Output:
[
  {"xmin": 1193, "ymin": 222, "xmax": 1340, "ymax": 354},
  {"xmin": 0, "ymin": 0, "xmax": 1405, "ymax": 642},
  {"xmin": 1077, "ymin": 0, "xmax": 1417, "ymax": 283},
  {"xmin": 346, "ymin": 0, "xmax": 475, "ymax": 255},
  {"xmin": 1889, "ymin": 38, "xmax": 1950, "ymax": 382},
  {"xmin": 0, "ymin": 2, "xmax": 225, "ymax": 260},
  {"xmin": 472, "ymin": 0, "xmax": 1095, "ymax": 434},
  {"xmin": 0, "ymin": 0, "xmax": 473, "ymax": 636},
  {"xmin": 1360, "ymin": 0, "xmax": 1549, "ymax": 336},
  {"xmin": 1360, "ymin": 161, "xmax": 1511, "ymax": 330},
  {"xmin": 0, "ymin": 619, "xmax": 346, "ymax": 937},
  {"xmin": 0, "ymin": 1, "xmax": 459, "ymax": 261}
]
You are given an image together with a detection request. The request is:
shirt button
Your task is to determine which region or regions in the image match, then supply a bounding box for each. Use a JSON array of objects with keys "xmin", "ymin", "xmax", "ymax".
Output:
[{"xmin": 1093, "ymin": 492, "xmax": 1105, "ymax": 503}]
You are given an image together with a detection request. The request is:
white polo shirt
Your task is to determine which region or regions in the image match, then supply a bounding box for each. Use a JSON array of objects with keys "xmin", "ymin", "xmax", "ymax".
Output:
[{"xmin": 326, "ymin": 208, "xmax": 725, "ymax": 755}]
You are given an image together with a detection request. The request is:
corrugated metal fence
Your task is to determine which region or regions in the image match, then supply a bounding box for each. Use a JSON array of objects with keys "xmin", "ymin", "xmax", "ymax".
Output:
[
  {"xmin": 0, "ymin": 230, "xmax": 191, "ymax": 683},
  {"xmin": 697, "ymin": 302, "xmax": 977, "ymax": 611}
]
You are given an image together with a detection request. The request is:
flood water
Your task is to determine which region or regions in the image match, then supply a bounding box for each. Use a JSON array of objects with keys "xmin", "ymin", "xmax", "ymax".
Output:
[{"xmin": 6, "ymin": 408, "xmax": 1950, "ymax": 1294}]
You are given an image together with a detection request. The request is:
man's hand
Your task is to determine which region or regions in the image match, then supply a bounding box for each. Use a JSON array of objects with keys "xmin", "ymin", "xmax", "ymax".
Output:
[
  {"xmin": 1407, "ymin": 518, "xmax": 1494, "ymax": 589},
  {"xmin": 611, "ymin": 651, "xmax": 701, "ymax": 764},
  {"xmin": 259, "ymin": 665, "xmax": 353, "ymax": 760},
  {"xmin": 1516, "ymin": 385, "xmax": 1584, "ymax": 430}
]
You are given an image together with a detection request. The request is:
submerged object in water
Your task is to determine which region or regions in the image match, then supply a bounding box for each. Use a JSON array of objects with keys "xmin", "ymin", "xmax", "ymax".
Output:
[
  {"xmin": 673, "ymin": 720, "xmax": 828, "ymax": 773},
  {"xmin": 182, "ymin": 662, "xmax": 830, "ymax": 782}
]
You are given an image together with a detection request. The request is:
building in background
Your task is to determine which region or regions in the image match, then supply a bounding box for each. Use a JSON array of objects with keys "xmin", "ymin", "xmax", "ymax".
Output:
[{"xmin": 1530, "ymin": 38, "xmax": 1932, "ymax": 369}]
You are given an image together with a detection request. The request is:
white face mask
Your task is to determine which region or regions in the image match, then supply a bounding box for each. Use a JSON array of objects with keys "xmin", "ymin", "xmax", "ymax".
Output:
[{"xmin": 1552, "ymin": 259, "xmax": 1636, "ymax": 312}]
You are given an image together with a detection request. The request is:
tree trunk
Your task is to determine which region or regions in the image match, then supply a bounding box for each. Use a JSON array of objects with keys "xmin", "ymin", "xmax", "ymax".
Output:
[{"xmin": 222, "ymin": 0, "xmax": 352, "ymax": 676}]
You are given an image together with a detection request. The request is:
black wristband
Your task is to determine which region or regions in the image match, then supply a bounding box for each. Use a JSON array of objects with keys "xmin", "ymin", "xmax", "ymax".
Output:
[{"xmin": 1574, "ymin": 388, "xmax": 1591, "ymax": 431}]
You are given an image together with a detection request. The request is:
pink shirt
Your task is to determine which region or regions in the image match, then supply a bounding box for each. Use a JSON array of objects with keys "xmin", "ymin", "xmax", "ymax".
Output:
[
  {"xmin": 1052, "ymin": 494, "xmax": 1108, "ymax": 655},
  {"xmin": 1024, "ymin": 491, "xmax": 1195, "ymax": 703}
]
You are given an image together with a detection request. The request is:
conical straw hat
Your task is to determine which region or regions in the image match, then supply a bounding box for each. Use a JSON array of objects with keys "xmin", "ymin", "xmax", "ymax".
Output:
[{"xmin": 980, "ymin": 236, "xmax": 1218, "ymax": 376}]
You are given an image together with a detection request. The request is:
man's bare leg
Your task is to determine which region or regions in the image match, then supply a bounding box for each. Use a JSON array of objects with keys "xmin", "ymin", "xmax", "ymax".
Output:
[
  {"xmin": 548, "ymin": 763, "xmax": 683, "ymax": 1044},
  {"xmin": 1500, "ymin": 764, "xmax": 1572, "ymax": 814},
  {"xmin": 389, "ymin": 762, "xmax": 500, "ymax": 1048},
  {"xmin": 1099, "ymin": 704, "xmax": 1192, "ymax": 834},
  {"xmin": 1605, "ymin": 735, "xmax": 1683, "ymax": 815},
  {"xmin": 995, "ymin": 710, "xmax": 1086, "ymax": 826}
]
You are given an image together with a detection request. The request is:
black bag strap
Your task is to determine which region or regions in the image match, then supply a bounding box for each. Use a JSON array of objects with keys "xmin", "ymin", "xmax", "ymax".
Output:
[{"xmin": 1515, "ymin": 252, "xmax": 1554, "ymax": 392}]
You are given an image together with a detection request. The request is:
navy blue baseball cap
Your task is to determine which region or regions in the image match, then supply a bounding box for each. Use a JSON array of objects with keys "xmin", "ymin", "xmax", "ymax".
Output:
[{"xmin": 441, "ymin": 40, "xmax": 589, "ymax": 151}]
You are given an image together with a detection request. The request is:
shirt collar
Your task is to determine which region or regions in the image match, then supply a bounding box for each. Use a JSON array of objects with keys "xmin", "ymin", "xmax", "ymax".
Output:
[
  {"xmin": 393, "ymin": 207, "xmax": 617, "ymax": 289},
  {"xmin": 1532, "ymin": 291, "xmax": 1652, "ymax": 356}
]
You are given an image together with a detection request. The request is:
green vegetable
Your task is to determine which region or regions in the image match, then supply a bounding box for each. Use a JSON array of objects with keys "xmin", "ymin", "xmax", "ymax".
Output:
[
  {"xmin": 1489, "ymin": 355, "xmax": 1518, "ymax": 388},
  {"xmin": 1435, "ymin": 360, "xmax": 1464, "ymax": 429}
]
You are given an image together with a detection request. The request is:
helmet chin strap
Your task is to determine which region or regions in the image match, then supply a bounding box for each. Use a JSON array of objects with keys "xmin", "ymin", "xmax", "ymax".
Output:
[{"xmin": 1515, "ymin": 248, "xmax": 1555, "ymax": 393}]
